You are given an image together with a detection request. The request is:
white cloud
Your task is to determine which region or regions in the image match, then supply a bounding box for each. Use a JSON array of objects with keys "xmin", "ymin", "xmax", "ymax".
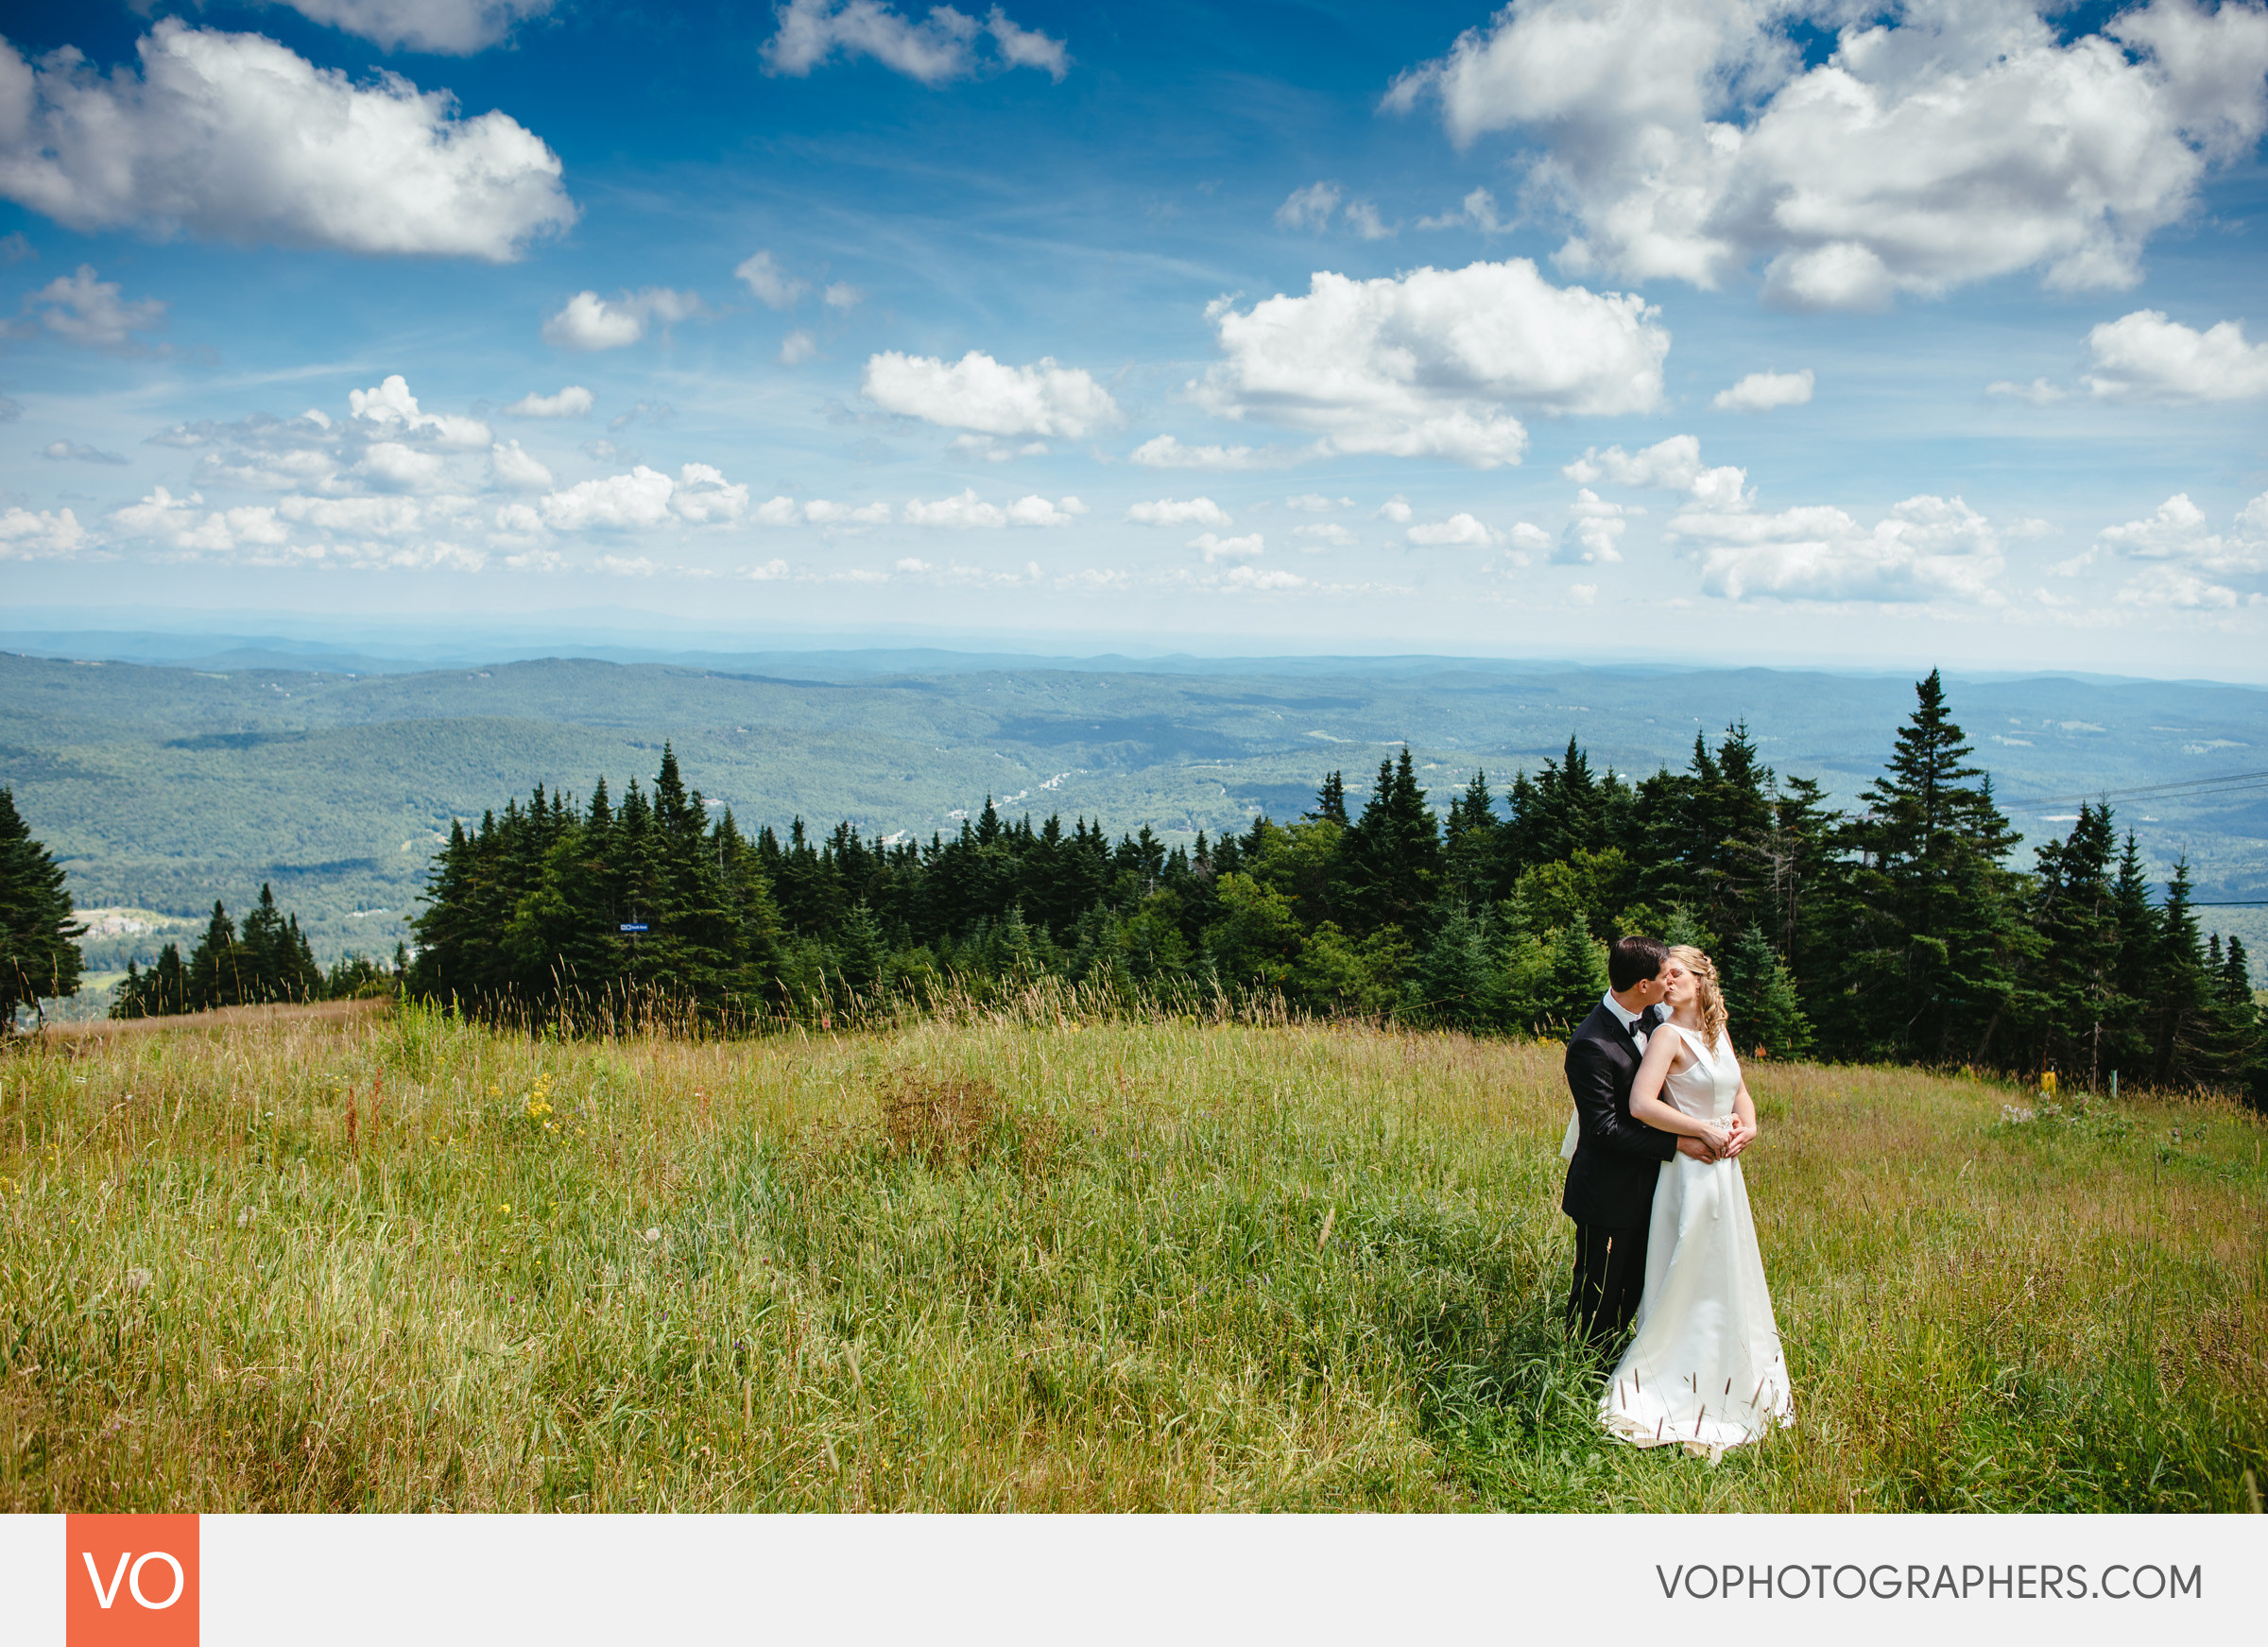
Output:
[
  {"xmin": 1987, "ymin": 377, "xmax": 2070, "ymax": 405},
  {"xmin": 1190, "ymin": 259, "xmax": 1668, "ymax": 467},
  {"xmin": 1343, "ymin": 200, "xmax": 1394, "ymax": 241},
  {"xmin": 264, "ymin": 0, "xmax": 558, "ymax": 54},
  {"xmin": 1376, "ymin": 496, "xmax": 1413, "ymax": 523},
  {"xmin": 672, "ymin": 463, "xmax": 748, "ymax": 524},
  {"xmin": 1128, "ymin": 435, "xmax": 1286, "ymax": 470},
  {"xmin": 862, "ymin": 350, "xmax": 1120, "ymax": 437},
  {"xmin": 42, "ymin": 440, "xmax": 127, "ymax": 465},
  {"xmin": 802, "ymin": 498, "xmax": 893, "ymax": 525},
  {"xmin": 1190, "ymin": 530, "xmax": 1264, "ymax": 561},
  {"xmin": 354, "ymin": 440, "xmax": 451, "ymax": 492},
  {"xmin": 822, "ymin": 281, "xmax": 864, "ymax": 309},
  {"xmin": 541, "ymin": 288, "xmax": 702, "ymax": 351},
  {"xmin": 109, "ymin": 486, "xmax": 290, "ymax": 555},
  {"xmin": 502, "ymin": 385, "xmax": 593, "ymax": 419},
  {"xmin": 1285, "ymin": 493, "xmax": 1355, "ymax": 511},
  {"xmin": 1555, "ymin": 489, "xmax": 1629, "ymax": 565},
  {"xmin": 763, "ymin": 0, "xmax": 1069, "ymax": 85},
  {"xmin": 780, "ymin": 328, "xmax": 819, "ymax": 366},
  {"xmin": 1295, "ymin": 522, "xmax": 1354, "ymax": 547},
  {"xmin": 0, "ymin": 22, "xmax": 575, "ymax": 260},
  {"xmin": 1127, "ymin": 497, "xmax": 1231, "ymax": 527},
  {"xmin": 2088, "ymin": 489, "xmax": 2268, "ymax": 606},
  {"xmin": 1275, "ymin": 180, "xmax": 1342, "ymax": 230},
  {"xmin": 1407, "ymin": 512, "xmax": 1499, "ymax": 547},
  {"xmin": 948, "ymin": 434, "xmax": 1049, "ymax": 460},
  {"xmin": 735, "ymin": 249, "xmax": 808, "ymax": 309},
  {"xmin": 2083, "ymin": 310, "xmax": 2268, "ymax": 403},
  {"xmin": 277, "ymin": 493, "xmax": 432, "ymax": 538},
  {"xmin": 0, "ymin": 505, "xmax": 87, "ymax": 559},
  {"xmin": 1712, "ymin": 369, "xmax": 1813, "ymax": 412},
  {"xmin": 1668, "ymin": 494, "xmax": 2007, "ymax": 602},
  {"xmin": 539, "ymin": 466, "xmax": 677, "ymax": 531},
  {"xmin": 1563, "ymin": 434, "xmax": 1747, "ymax": 506},
  {"xmin": 1216, "ymin": 564, "xmax": 1308, "ymax": 592},
  {"xmin": 1507, "ymin": 521, "xmax": 1553, "ymax": 554},
  {"xmin": 349, "ymin": 374, "xmax": 490, "ymax": 447},
  {"xmin": 902, "ymin": 488, "xmax": 1083, "ymax": 527},
  {"xmin": 17, "ymin": 265, "xmax": 164, "ymax": 349},
  {"xmin": 1384, "ymin": 0, "xmax": 2268, "ymax": 308},
  {"xmin": 1418, "ymin": 185, "xmax": 1512, "ymax": 232}
]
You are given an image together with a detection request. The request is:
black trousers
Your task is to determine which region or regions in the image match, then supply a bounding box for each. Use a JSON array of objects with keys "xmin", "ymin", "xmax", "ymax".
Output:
[{"xmin": 1567, "ymin": 1218, "xmax": 1650, "ymax": 1346}]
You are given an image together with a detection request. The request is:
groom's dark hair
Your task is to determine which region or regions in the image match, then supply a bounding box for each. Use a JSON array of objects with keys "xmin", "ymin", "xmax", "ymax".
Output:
[{"xmin": 1607, "ymin": 935, "xmax": 1671, "ymax": 992}]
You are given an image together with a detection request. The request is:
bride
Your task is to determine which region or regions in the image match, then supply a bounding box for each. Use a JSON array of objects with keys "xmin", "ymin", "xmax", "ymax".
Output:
[{"xmin": 1600, "ymin": 943, "xmax": 1794, "ymax": 1456}]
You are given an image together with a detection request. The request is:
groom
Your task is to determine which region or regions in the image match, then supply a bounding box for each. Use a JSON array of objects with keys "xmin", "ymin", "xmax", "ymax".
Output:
[{"xmin": 1562, "ymin": 935, "xmax": 1719, "ymax": 1345}]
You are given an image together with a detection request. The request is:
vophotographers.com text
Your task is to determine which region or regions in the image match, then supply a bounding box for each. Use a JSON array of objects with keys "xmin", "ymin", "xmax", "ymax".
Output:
[{"xmin": 1658, "ymin": 1563, "xmax": 2202, "ymax": 1602}]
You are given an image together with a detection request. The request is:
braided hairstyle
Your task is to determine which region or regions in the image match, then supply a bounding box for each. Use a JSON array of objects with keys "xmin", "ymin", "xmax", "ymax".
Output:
[{"xmin": 1668, "ymin": 944, "xmax": 1728, "ymax": 1050}]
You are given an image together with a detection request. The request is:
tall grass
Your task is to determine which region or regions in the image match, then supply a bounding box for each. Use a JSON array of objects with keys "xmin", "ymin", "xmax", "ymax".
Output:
[{"xmin": 2, "ymin": 1003, "xmax": 2261, "ymax": 1512}]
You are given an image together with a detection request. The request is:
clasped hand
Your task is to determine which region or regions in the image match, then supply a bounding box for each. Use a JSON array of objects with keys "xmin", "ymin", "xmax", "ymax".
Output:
[{"xmin": 1676, "ymin": 1117, "xmax": 1756, "ymax": 1161}]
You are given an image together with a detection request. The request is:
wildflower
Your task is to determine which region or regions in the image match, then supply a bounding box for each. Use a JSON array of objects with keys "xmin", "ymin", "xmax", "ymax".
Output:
[
  {"xmin": 500, "ymin": 1203, "xmax": 512, "ymax": 1214},
  {"xmin": 125, "ymin": 1267, "xmax": 153, "ymax": 1293},
  {"xmin": 644, "ymin": 1227, "xmax": 662, "ymax": 1244}
]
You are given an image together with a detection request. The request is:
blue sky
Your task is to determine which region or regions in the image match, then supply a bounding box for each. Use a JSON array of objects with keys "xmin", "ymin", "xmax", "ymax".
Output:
[{"xmin": 2, "ymin": 0, "xmax": 2266, "ymax": 676}]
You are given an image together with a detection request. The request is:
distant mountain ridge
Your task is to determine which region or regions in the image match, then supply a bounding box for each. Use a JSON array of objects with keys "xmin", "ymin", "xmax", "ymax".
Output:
[{"xmin": 3, "ymin": 647, "xmax": 2261, "ymax": 980}]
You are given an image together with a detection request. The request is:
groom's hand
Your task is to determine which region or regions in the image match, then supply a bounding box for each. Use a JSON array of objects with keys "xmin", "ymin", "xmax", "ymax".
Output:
[{"xmin": 1675, "ymin": 1136, "xmax": 1720, "ymax": 1162}]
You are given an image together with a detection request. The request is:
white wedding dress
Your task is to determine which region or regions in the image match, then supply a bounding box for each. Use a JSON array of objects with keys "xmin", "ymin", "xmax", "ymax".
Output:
[{"xmin": 1600, "ymin": 1022, "xmax": 1794, "ymax": 1455}]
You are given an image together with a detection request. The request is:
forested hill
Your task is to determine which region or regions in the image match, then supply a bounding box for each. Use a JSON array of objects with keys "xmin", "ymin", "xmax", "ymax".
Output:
[{"xmin": 2, "ymin": 647, "xmax": 2263, "ymax": 977}]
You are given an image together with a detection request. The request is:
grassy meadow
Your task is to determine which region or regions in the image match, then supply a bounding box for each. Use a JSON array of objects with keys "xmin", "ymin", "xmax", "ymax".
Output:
[{"xmin": 2, "ymin": 1001, "xmax": 2263, "ymax": 1513}]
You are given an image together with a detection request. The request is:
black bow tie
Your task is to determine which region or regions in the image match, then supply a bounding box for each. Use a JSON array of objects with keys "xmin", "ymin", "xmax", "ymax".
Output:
[{"xmin": 1627, "ymin": 1008, "xmax": 1653, "ymax": 1036}]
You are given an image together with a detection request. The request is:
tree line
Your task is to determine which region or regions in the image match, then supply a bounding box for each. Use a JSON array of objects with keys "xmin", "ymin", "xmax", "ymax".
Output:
[
  {"xmin": 109, "ymin": 885, "xmax": 401, "ymax": 1019},
  {"xmin": 399, "ymin": 672, "xmax": 2263, "ymax": 1104}
]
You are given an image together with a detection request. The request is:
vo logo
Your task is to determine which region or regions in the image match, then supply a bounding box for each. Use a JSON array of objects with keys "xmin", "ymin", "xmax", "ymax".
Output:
[{"xmin": 66, "ymin": 1516, "xmax": 198, "ymax": 1647}]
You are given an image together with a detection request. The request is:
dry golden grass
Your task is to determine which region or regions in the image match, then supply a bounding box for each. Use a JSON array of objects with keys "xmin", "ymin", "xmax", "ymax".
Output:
[{"xmin": 1, "ymin": 1002, "xmax": 2260, "ymax": 1512}]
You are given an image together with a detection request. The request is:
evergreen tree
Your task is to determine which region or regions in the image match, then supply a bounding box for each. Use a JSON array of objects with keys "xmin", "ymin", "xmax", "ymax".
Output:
[
  {"xmin": 1718, "ymin": 924, "xmax": 1813, "ymax": 1061},
  {"xmin": 0, "ymin": 787, "xmax": 84, "ymax": 1027},
  {"xmin": 185, "ymin": 901, "xmax": 246, "ymax": 1012},
  {"xmin": 1406, "ymin": 902, "xmax": 1499, "ymax": 1031},
  {"xmin": 1834, "ymin": 670, "xmax": 2027, "ymax": 1062}
]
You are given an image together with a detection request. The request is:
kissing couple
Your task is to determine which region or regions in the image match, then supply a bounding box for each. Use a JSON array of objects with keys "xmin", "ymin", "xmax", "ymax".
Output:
[{"xmin": 1558, "ymin": 935, "xmax": 1794, "ymax": 1457}]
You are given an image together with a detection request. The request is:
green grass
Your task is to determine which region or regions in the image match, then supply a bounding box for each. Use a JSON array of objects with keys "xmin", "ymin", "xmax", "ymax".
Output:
[{"xmin": 2, "ymin": 1004, "xmax": 2262, "ymax": 1511}]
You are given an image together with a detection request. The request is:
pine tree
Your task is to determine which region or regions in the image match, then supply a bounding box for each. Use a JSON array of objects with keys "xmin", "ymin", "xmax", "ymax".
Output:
[
  {"xmin": 185, "ymin": 901, "xmax": 247, "ymax": 1011},
  {"xmin": 1719, "ymin": 923, "xmax": 1813, "ymax": 1061},
  {"xmin": 2147, "ymin": 860, "xmax": 2213, "ymax": 1087},
  {"xmin": 0, "ymin": 787, "xmax": 84, "ymax": 1027},
  {"xmin": 1835, "ymin": 670, "xmax": 2027, "ymax": 1061}
]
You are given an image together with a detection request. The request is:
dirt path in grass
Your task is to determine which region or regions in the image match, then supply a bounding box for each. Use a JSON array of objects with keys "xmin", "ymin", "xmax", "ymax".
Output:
[{"xmin": 22, "ymin": 998, "xmax": 390, "ymax": 1044}]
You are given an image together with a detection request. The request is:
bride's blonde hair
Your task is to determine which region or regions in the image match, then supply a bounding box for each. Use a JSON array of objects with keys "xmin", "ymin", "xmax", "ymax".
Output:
[{"xmin": 1669, "ymin": 944, "xmax": 1728, "ymax": 1048}]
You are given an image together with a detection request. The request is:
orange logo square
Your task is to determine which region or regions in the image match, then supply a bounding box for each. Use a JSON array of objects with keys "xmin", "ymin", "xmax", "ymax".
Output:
[{"xmin": 65, "ymin": 1515, "xmax": 198, "ymax": 1647}]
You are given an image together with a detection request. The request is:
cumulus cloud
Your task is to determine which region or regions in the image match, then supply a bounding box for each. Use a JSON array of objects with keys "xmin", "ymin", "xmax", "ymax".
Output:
[
  {"xmin": 801, "ymin": 498, "xmax": 895, "ymax": 525},
  {"xmin": 1713, "ymin": 369, "xmax": 1813, "ymax": 412},
  {"xmin": 1285, "ymin": 492, "xmax": 1355, "ymax": 511},
  {"xmin": 823, "ymin": 281, "xmax": 863, "ymax": 309},
  {"xmin": 109, "ymin": 486, "xmax": 291, "ymax": 555},
  {"xmin": 0, "ymin": 22, "xmax": 576, "ymax": 260},
  {"xmin": 263, "ymin": 0, "xmax": 558, "ymax": 54},
  {"xmin": 1128, "ymin": 435, "xmax": 1286, "ymax": 470},
  {"xmin": 42, "ymin": 439, "xmax": 127, "ymax": 464},
  {"xmin": 503, "ymin": 385, "xmax": 593, "ymax": 419},
  {"xmin": 1189, "ymin": 259, "xmax": 1669, "ymax": 467},
  {"xmin": 0, "ymin": 504, "xmax": 87, "ymax": 559},
  {"xmin": 1383, "ymin": 0, "xmax": 2268, "ymax": 308},
  {"xmin": 541, "ymin": 288, "xmax": 703, "ymax": 351},
  {"xmin": 1190, "ymin": 530, "xmax": 1264, "ymax": 561},
  {"xmin": 862, "ymin": 350, "xmax": 1121, "ymax": 437},
  {"xmin": 533, "ymin": 462, "xmax": 752, "ymax": 530},
  {"xmin": 902, "ymin": 488, "xmax": 1085, "ymax": 527},
  {"xmin": 354, "ymin": 440, "xmax": 452, "ymax": 492},
  {"xmin": 780, "ymin": 328, "xmax": 819, "ymax": 366},
  {"xmin": 2084, "ymin": 489, "xmax": 2268, "ymax": 606},
  {"xmin": 16, "ymin": 265, "xmax": 164, "ymax": 349},
  {"xmin": 487, "ymin": 439, "xmax": 553, "ymax": 491},
  {"xmin": 734, "ymin": 249, "xmax": 808, "ymax": 309},
  {"xmin": 1127, "ymin": 496, "xmax": 1231, "ymax": 527},
  {"xmin": 1669, "ymin": 494, "xmax": 2007, "ymax": 602},
  {"xmin": 1376, "ymin": 496, "xmax": 1413, "ymax": 523},
  {"xmin": 763, "ymin": 1, "xmax": 1069, "ymax": 85},
  {"xmin": 2083, "ymin": 310, "xmax": 2268, "ymax": 403},
  {"xmin": 1407, "ymin": 512, "xmax": 1499, "ymax": 547},
  {"xmin": 1295, "ymin": 522, "xmax": 1355, "ymax": 547},
  {"xmin": 1555, "ymin": 489, "xmax": 1630, "ymax": 565},
  {"xmin": 1563, "ymin": 434, "xmax": 1748, "ymax": 507},
  {"xmin": 349, "ymin": 374, "xmax": 490, "ymax": 448}
]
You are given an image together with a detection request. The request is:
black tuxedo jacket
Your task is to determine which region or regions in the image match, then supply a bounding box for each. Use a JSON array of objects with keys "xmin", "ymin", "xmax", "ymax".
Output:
[{"xmin": 1559, "ymin": 1000, "xmax": 1676, "ymax": 1227}]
